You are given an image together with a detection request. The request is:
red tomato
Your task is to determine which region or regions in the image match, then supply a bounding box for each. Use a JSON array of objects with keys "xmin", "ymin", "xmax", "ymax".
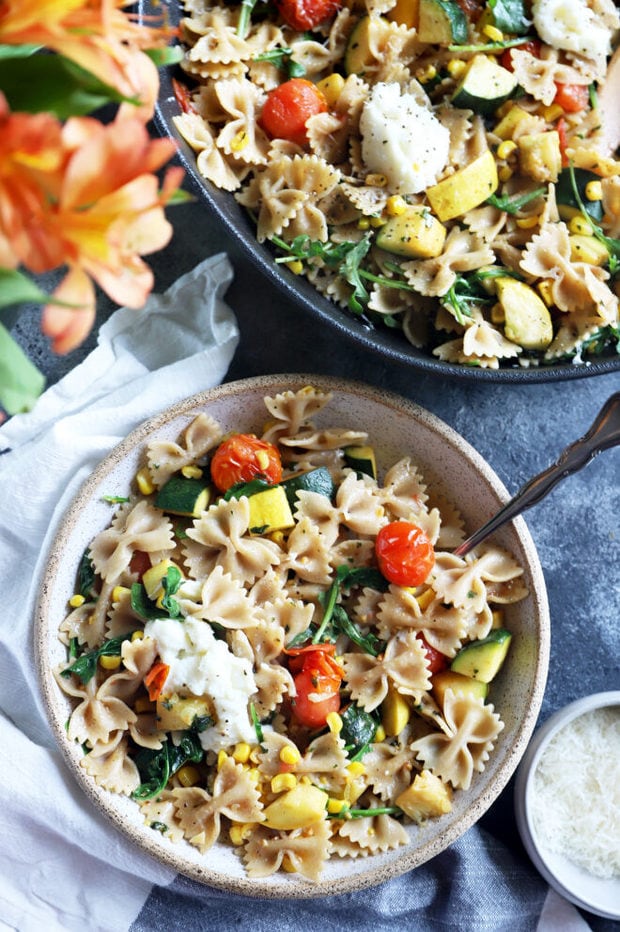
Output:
[
  {"xmin": 375, "ymin": 521, "xmax": 435, "ymax": 588},
  {"xmin": 454, "ymin": 0, "xmax": 484, "ymax": 21},
  {"xmin": 210, "ymin": 433, "xmax": 282, "ymax": 492},
  {"xmin": 553, "ymin": 82, "xmax": 589, "ymax": 113},
  {"xmin": 260, "ymin": 78, "xmax": 327, "ymax": 147},
  {"xmin": 129, "ymin": 550, "xmax": 152, "ymax": 579},
  {"xmin": 290, "ymin": 647, "xmax": 343, "ymax": 729},
  {"xmin": 556, "ymin": 116, "xmax": 569, "ymax": 167},
  {"xmin": 417, "ymin": 634, "xmax": 448, "ymax": 674},
  {"xmin": 500, "ymin": 39, "xmax": 541, "ymax": 72},
  {"xmin": 276, "ymin": 0, "xmax": 342, "ymax": 31},
  {"xmin": 144, "ymin": 661, "xmax": 170, "ymax": 701},
  {"xmin": 172, "ymin": 77, "xmax": 197, "ymax": 114}
]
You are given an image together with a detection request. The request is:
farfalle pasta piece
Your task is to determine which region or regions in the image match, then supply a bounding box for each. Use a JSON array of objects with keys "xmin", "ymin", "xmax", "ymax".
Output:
[
  {"xmin": 342, "ymin": 629, "xmax": 431, "ymax": 711},
  {"xmin": 172, "ymin": 757, "xmax": 264, "ymax": 854},
  {"xmin": 147, "ymin": 413, "xmax": 222, "ymax": 488},
  {"xmin": 59, "ymin": 599, "xmax": 100, "ymax": 649},
  {"xmin": 293, "ymin": 490, "xmax": 341, "ymax": 548},
  {"xmin": 178, "ymin": 565, "xmax": 256, "ymax": 628},
  {"xmin": 173, "ymin": 112, "xmax": 244, "ymax": 191},
  {"xmin": 296, "ymin": 733, "xmax": 349, "ymax": 793},
  {"xmin": 430, "ymin": 546, "xmax": 524, "ymax": 615},
  {"xmin": 335, "ymin": 471, "xmax": 386, "ymax": 537},
  {"xmin": 65, "ymin": 675, "xmax": 137, "ymax": 747},
  {"xmin": 184, "ymin": 497, "xmax": 281, "ymax": 584},
  {"xmin": 80, "ymin": 735, "xmax": 140, "ymax": 795},
  {"xmin": 215, "ymin": 78, "xmax": 270, "ymax": 165},
  {"xmin": 244, "ymin": 819, "xmax": 331, "ymax": 880},
  {"xmin": 380, "ymin": 457, "xmax": 428, "ymax": 519},
  {"xmin": 139, "ymin": 790, "xmax": 186, "ymax": 843},
  {"xmin": 410, "ymin": 691, "xmax": 504, "ymax": 790},
  {"xmin": 95, "ymin": 636, "xmax": 158, "ymax": 705},
  {"xmin": 284, "ymin": 516, "xmax": 333, "ymax": 585},
  {"xmin": 261, "ymin": 386, "xmax": 332, "ymax": 441},
  {"xmin": 89, "ymin": 500, "xmax": 175, "ymax": 584},
  {"xmin": 333, "ymin": 796, "xmax": 409, "ymax": 856},
  {"xmin": 403, "ymin": 228, "xmax": 495, "ymax": 298},
  {"xmin": 363, "ymin": 743, "xmax": 417, "ymax": 801}
]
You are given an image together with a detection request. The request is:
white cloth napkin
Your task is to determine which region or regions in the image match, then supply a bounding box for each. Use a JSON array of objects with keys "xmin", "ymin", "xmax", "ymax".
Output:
[{"xmin": 0, "ymin": 254, "xmax": 239, "ymax": 931}]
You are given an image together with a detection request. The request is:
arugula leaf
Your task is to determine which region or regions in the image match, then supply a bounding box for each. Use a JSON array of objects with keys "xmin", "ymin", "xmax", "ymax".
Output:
[
  {"xmin": 250, "ymin": 702, "xmax": 265, "ymax": 747},
  {"xmin": 442, "ymin": 268, "xmax": 520, "ymax": 325},
  {"xmin": 102, "ymin": 495, "xmax": 130, "ymax": 504},
  {"xmin": 61, "ymin": 633, "xmax": 133, "ymax": 684},
  {"xmin": 335, "ymin": 565, "xmax": 388, "ymax": 592},
  {"xmin": 567, "ymin": 162, "xmax": 620, "ymax": 262},
  {"xmin": 253, "ymin": 46, "xmax": 306, "ymax": 78},
  {"xmin": 341, "ymin": 236, "xmax": 372, "ymax": 313},
  {"xmin": 332, "ymin": 605, "xmax": 382, "ymax": 656},
  {"xmin": 160, "ymin": 566, "xmax": 182, "ymax": 618},
  {"xmin": 328, "ymin": 804, "xmax": 403, "ymax": 820},
  {"xmin": 77, "ymin": 550, "xmax": 96, "ymax": 599},
  {"xmin": 340, "ymin": 703, "xmax": 379, "ymax": 758},
  {"xmin": 132, "ymin": 723, "xmax": 206, "ymax": 800},
  {"xmin": 487, "ymin": 0, "xmax": 530, "ymax": 35},
  {"xmin": 223, "ymin": 478, "xmax": 271, "ymax": 500},
  {"xmin": 486, "ymin": 186, "xmax": 546, "ymax": 215},
  {"xmin": 130, "ymin": 569, "xmax": 182, "ymax": 622}
]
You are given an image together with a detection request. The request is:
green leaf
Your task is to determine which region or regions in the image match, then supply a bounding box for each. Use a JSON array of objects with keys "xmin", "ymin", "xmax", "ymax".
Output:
[
  {"xmin": 144, "ymin": 45, "xmax": 184, "ymax": 67},
  {"xmin": 223, "ymin": 478, "xmax": 271, "ymax": 500},
  {"xmin": 0, "ymin": 55, "xmax": 135, "ymax": 118},
  {"xmin": 253, "ymin": 46, "xmax": 306, "ymax": 79},
  {"xmin": 77, "ymin": 550, "xmax": 97, "ymax": 599},
  {"xmin": 0, "ymin": 323, "xmax": 45, "ymax": 415},
  {"xmin": 488, "ymin": 0, "xmax": 530, "ymax": 35},
  {"xmin": 0, "ymin": 268, "xmax": 61, "ymax": 311},
  {"xmin": 486, "ymin": 186, "xmax": 546, "ymax": 215},
  {"xmin": 0, "ymin": 44, "xmax": 40, "ymax": 60},
  {"xmin": 60, "ymin": 633, "xmax": 134, "ymax": 684},
  {"xmin": 335, "ymin": 565, "xmax": 388, "ymax": 592}
]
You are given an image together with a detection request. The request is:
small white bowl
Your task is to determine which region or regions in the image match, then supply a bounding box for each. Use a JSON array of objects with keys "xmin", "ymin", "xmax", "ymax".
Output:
[{"xmin": 514, "ymin": 691, "xmax": 620, "ymax": 920}]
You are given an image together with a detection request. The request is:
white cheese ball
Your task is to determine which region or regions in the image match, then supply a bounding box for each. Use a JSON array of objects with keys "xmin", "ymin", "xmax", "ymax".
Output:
[
  {"xmin": 532, "ymin": 0, "xmax": 618, "ymax": 67},
  {"xmin": 359, "ymin": 82, "xmax": 450, "ymax": 195}
]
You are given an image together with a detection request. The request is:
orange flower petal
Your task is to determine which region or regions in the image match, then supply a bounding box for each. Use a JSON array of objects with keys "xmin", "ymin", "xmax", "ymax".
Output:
[{"xmin": 41, "ymin": 266, "xmax": 96, "ymax": 354}]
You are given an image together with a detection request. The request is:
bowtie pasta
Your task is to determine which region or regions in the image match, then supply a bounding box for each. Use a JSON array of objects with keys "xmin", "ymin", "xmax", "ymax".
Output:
[
  {"xmin": 56, "ymin": 387, "xmax": 528, "ymax": 881},
  {"xmin": 172, "ymin": 0, "xmax": 620, "ymax": 369}
]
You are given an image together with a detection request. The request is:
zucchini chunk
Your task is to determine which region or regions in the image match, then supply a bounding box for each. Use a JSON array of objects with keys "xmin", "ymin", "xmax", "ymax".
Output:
[
  {"xmin": 452, "ymin": 54, "xmax": 517, "ymax": 116},
  {"xmin": 495, "ymin": 277, "xmax": 553, "ymax": 351},
  {"xmin": 432, "ymin": 670, "xmax": 489, "ymax": 708},
  {"xmin": 418, "ymin": 0, "xmax": 468, "ymax": 44},
  {"xmin": 155, "ymin": 474, "xmax": 211, "ymax": 517},
  {"xmin": 281, "ymin": 466, "xmax": 335, "ymax": 507},
  {"xmin": 450, "ymin": 628, "xmax": 512, "ymax": 683},
  {"xmin": 375, "ymin": 207, "xmax": 447, "ymax": 259},
  {"xmin": 426, "ymin": 150, "xmax": 499, "ymax": 221},
  {"xmin": 555, "ymin": 167, "xmax": 604, "ymax": 222},
  {"xmin": 344, "ymin": 444, "xmax": 378, "ymax": 479},
  {"xmin": 344, "ymin": 15, "xmax": 390, "ymax": 76}
]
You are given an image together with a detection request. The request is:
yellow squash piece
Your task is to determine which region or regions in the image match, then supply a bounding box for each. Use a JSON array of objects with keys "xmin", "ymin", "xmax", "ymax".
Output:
[
  {"xmin": 142, "ymin": 559, "xmax": 184, "ymax": 604},
  {"xmin": 495, "ymin": 278, "xmax": 553, "ymax": 351},
  {"xmin": 432, "ymin": 670, "xmax": 488, "ymax": 709},
  {"xmin": 375, "ymin": 206, "xmax": 447, "ymax": 258},
  {"xmin": 517, "ymin": 131, "xmax": 562, "ymax": 183},
  {"xmin": 381, "ymin": 686, "xmax": 411, "ymax": 737},
  {"xmin": 262, "ymin": 784, "xmax": 329, "ymax": 830},
  {"xmin": 247, "ymin": 485, "xmax": 295, "ymax": 534},
  {"xmin": 426, "ymin": 150, "xmax": 499, "ymax": 221},
  {"xmin": 396, "ymin": 770, "xmax": 452, "ymax": 821},
  {"xmin": 156, "ymin": 693, "xmax": 213, "ymax": 731}
]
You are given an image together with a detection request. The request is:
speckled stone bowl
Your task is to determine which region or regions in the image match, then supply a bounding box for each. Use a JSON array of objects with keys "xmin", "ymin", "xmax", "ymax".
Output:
[{"xmin": 36, "ymin": 375, "xmax": 550, "ymax": 898}]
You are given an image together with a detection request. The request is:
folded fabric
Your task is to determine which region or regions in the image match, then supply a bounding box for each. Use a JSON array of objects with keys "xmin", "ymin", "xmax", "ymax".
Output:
[{"xmin": 0, "ymin": 254, "xmax": 239, "ymax": 931}]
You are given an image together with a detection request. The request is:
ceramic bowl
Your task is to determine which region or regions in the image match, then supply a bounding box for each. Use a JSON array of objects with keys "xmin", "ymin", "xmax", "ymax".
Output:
[
  {"xmin": 514, "ymin": 691, "xmax": 620, "ymax": 920},
  {"xmin": 140, "ymin": 1, "xmax": 620, "ymax": 384},
  {"xmin": 36, "ymin": 375, "xmax": 550, "ymax": 897}
]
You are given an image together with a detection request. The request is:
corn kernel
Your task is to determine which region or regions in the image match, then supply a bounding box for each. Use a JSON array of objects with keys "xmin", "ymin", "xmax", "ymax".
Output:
[
  {"xmin": 374, "ymin": 724, "xmax": 386, "ymax": 742},
  {"xmin": 233, "ymin": 742, "xmax": 252, "ymax": 764},
  {"xmin": 498, "ymin": 166, "xmax": 513, "ymax": 183},
  {"xmin": 386, "ymin": 195, "xmax": 407, "ymax": 217},
  {"xmin": 326, "ymin": 712, "xmax": 343, "ymax": 734},
  {"xmin": 416, "ymin": 64, "xmax": 437, "ymax": 83},
  {"xmin": 542, "ymin": 103, "xmax": 564, "ymax": 122},
  {"xmin": 496, "ymin": 140, "xmax": 517, "ymax": 160},
  {"xmin": 281, "ymin": 855, "xmax": 298, "ymax": 873},
  {"xmin": 131, "ymin": 629, "xmax": 144, "ymax": 641},
  {"xmin": 135, "ymin": 467, "xmax": 155, "ymax": 496},
  {"xmin": 447, "ymin": 59, "xmax": 466, "ymax": 78},
  {"xmin": 230, "ymin": 129, "xmax": 249, "ymax": 152},
  {"xmin": 585, "ymin": 180, "xmax": 603, "ymax": 201},
  {"xmin": 299, "ymin": 775, "xmax": 312, "ymax": 785},
  {"xmin": 134, "ymin": 696, "xmax": 154, "ymax": 713},
  {"xmin": 490, "ymin": 302, "xmax": 505, "ymax": 324},
  {"xmin": 217, "ymin": 750, "xmax": 228, "ymax": 770},
  {"xmin": 249, "ymin": 745, "xmax": 262, "ymax": 764},
  {"xmin": 327, "ymin": 798, "xmax": 350, "ymax": 815},
  {"xmin": 370, "ymin": 215, "xmax": 386, "ymax": 227},
  {"xmin": 415, "ymin": 587, "xmax": 435, "ymax": 611},
  {"xmin": 346, "ymin": 761, "xmax": 366, "ymax": 777},
  {"xmin": 365, "ymin": 173, "xmax": 387, "ymax": 187},
  {"xmin": 279, "ymin": 744, "xmax": 301, "ymax": 766},
  {"xmin": 515, "ymin": 214, "xmax": 540, "ymax": 229},
  {"xmin": 537, "ymin": 280, "xmax": 555, "ymax": 307},
  {"xmin": 568, "ymin": 215, "xmax": 593, "ymax": 236},
  {"xmin": 177, "ymin": 764, "xmax": 201, "ymax": 787},
  {"xmin": 230, "ymin": 823, "xmax": 254, "ymax": 845},
  {"xmin": 256, "ymin": 450, "xmax": 271, "ymax": 471},
  {"xmin": 483, "ymin": 24, "xmax": 504, "ymax": 41},
  {"xmin": 112, "ymin": 585, "xmax": 130, "ymax": 603},
  {"xmin": 247, "ymin": 767, "xmax": 261, "ymax": 784},
  {"xmin": 99, "ymin": 654, "xmax": 122, "ymax": 670},
  {"xmin": 271, "ymin": 772, "xmax": 298, "ymax": 793},
  {"xmin": 181, "ymin": 464, "xmax": 203, "ymax": 479},
  {"xmin": 69, "ymin": 594, "xmax": 85, "ymax": 608},
  {"xmin": 315, "ymin": 73, "xmax": 345, "ymax": 106},
  {"xmin": 288, "ymin": 259, "xmax": 304, "ymax": 275},
  {"xmin": 357, "ymin": 217, "xmax": 370, "ymax": 230},
  {"xmin": 268, "ymin": 530, "xmax": 285, "ymax": 546}
]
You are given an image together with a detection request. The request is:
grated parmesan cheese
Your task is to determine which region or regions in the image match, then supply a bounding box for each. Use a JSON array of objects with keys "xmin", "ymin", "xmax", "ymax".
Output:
[{"xmin": 531, "ymin": 706, "xmax": 620, "ymax": 880}]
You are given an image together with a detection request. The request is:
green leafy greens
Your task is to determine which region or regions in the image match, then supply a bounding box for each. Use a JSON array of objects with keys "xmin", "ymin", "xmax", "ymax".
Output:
[{"xmin": 60, "ymin": 633, "xmax": 135, "ymax": 684}]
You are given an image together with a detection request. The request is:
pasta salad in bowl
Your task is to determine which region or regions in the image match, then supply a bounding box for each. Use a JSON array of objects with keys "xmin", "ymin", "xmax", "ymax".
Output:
[
  {"xmin": 146, "ymin": 0, "xmax": 620, "ymax": 379},
  {"xmin": 37, "ymin": 377, "xmax": 549, "ymax": 895}
]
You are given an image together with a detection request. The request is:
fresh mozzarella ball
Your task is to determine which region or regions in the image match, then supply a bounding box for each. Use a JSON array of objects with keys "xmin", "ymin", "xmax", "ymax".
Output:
[
  {"xmin": 532, "ymin": 0, "xmax": 618, "ymax": 66},
  {"xmin": 359, "ymin": 82, "xmax": 450, "ymax": 195}
]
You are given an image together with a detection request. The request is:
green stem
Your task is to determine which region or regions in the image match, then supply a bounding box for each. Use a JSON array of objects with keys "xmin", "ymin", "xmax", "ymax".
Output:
[{"xmin": 312, "ymin": 581, "xmax": 339, "ymax": 644}]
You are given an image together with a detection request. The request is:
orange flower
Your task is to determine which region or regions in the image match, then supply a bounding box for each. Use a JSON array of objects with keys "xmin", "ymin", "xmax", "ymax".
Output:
[
  {"xmin": 0, "ymin": 1, "xmax": 173, "ymax": 117},
  {"xmin": 0, "ymin": 97, "xmax": 184, "ymax": 353}
]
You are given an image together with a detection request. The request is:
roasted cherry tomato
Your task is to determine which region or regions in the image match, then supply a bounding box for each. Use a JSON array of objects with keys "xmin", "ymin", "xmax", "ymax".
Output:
[
  {"xmin": 172, "ymin": 77, "xmax": 198, "ymax": 114},
  {"xmin": 556, "ymin": 116, "xmax": 569, "ymax": 166},
  {"xmin": 417, "ymin": 634, "xmax": 448, "ymax": 674},
  {"xmin": 553, "ymin": 82, "xmax": 590, "ymax": 113},
  {"xmin": 500, "ymin": 39, "xmax": 541, "ymax": 72},
  {"xmin": 260, "ymin": 78, "xmax": 327, "ymax": 147},
  {"xmin": 375, "ymin": 521, "xmax": 435, "ymax": 588},
  {"xmin": 210, "ymin": 433, "xmax": 282, "ymax": 492},
  {"xmin": 289, "ymin": 645, "xmax": 343, "ymax": 729},
  {"xmin": 129, "ymin": 550, "xmax": 152, "ymax": 579},
  {"xmin": 276, "ymin": 0, "xmax": 342, "ymax": 31},
  {"xmin": 454, "ymin": 0, "xmax": 484, "ymax": 21}
]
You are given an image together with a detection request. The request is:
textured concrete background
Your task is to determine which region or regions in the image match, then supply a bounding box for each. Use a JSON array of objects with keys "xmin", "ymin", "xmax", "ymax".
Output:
[{"xmin": 11, "ymin": 187, "xmax": 620, "ymax": 927}]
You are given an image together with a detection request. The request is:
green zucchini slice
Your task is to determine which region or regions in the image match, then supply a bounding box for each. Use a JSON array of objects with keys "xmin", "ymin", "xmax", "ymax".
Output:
[
  {"xmin": 452, "ymin": 54, "xmax": 518, "ymax": 115},
  {"xmin": 555, "ymin": 167, "xmax": 604, "ymax": 222},
  {"xmin": 418, "ymin": 0, "xmax": 468, "ymax": 44},
  {"xmin": 344, "ymin": 445, "xmax": 377, "ymax": 479},
  {"xmin": 154, "ymin": 474, "xmax": 211, "ymax": 517},
  {"xmin": 450, "ymin": 629, "xmax": 512, "ymax": 683},
  {"xmin": 281, "ymin": 466, "xmax": 336, "ymax": 508}
]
